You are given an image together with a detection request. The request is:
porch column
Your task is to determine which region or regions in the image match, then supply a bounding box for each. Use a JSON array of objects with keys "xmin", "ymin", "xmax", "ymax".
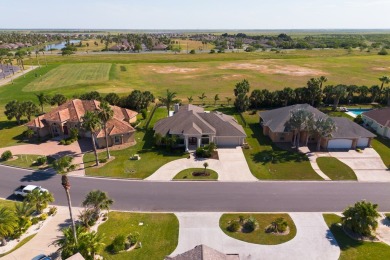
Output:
[
  {"xmin": 185, "ymin": 136, "xmax": 189, "ymax": 151},
  {"xmin": 197, "ymin": 137, "xmax": 201, "ymax": 148}
]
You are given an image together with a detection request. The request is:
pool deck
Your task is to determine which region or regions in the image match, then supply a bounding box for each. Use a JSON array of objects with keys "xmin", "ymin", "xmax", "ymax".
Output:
[{"xmin": 345, "ymin": 111, "xmax": 357, "ymax": 118}]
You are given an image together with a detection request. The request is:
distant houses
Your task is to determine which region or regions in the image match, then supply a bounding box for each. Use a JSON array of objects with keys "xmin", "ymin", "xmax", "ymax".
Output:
[{"xmin": 26, "ymin": 99, "xmax": 138, "ymax": 148}]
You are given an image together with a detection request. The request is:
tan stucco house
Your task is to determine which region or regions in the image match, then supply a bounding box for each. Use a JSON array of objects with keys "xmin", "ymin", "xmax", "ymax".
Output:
[
  {"xmin": 362, "ymin": 107, "xmax": 390, "ymax": 139},
  {"xmin": 153, "ymin": 104, "xmax": 246, "ymax": 150},
  {"xmin": 260, "ymin": 104, "xmax": 376, "ymax": 150},
  {"xmin": 26, "ymin": 99, "xmax": 138, "ymax": 148}
]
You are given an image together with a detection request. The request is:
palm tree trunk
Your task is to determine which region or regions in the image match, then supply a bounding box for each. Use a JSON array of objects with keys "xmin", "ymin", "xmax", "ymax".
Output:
[
  {"xmin": 1, "ymin": 237, "xmax": 7, "ymax": 246},
  {"xmin": 91, "ymin": 134, "xmax": 99, "ymax": 166},
  {"xmin": 316, "ymin": 138, "xmax": 321, "ymax": 151},
  {"xmin": 104, "ymin": 124, "xmax": 110, "ymax": 159},
  {"xmin": 296, "ymin": 132, "xmax": 301, "ymax": 149},
  {"xmin": 64, "ymin": 188, "xmax": 78, "ymax": 244}
]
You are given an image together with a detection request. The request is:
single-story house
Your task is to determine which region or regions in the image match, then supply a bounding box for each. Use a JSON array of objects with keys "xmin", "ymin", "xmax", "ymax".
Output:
[
  {"xmin": 166, "ymin": 244, "xmax": 239, "ymax": 260},
  {"xmin": 362, "ymin": 107, "xmax": 390, "ymax": 139},
  {"xmin": 26, "ymin": 99, "xmax": 138, "ymax": 148},
  {"xmin": 153, "ymin": 104, "xmax": 246, "ymax": 150},
  {"xmin": 260, "ymin": 104, "xmax": 376, "ymax": 150}
]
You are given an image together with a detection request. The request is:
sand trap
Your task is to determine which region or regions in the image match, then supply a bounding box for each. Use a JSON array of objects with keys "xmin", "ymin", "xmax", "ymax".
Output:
[
  {"xmin": 219, "ymin": 62, "xmax": 326, "ymax": 76},
  {"xmin": 372, "ymin": 67, "xmax": 390, "ymax": 71},
  {"xmin": 148, "ymin": 66, "xmax": 199, "ymax": 74},
  {"xmin": 222, "ymin": 74, "xmax": 245, "ymax": 80}
]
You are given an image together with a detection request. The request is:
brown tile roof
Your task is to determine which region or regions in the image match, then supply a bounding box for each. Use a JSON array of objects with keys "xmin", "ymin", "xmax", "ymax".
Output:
[
  {"xmin": 26, "ymin": 99, "xmax": 138, "ymax": 135},
  {"xmin": 96, "ymin": 118, "xmax": 135, "ymax": 138},
  {"xmin": 362, "ymin": 107, "xmax": 390, "ymax": 127},
  {"xmin": 167, "ymin": 245, "xmax": 239, "ymax": 260}
]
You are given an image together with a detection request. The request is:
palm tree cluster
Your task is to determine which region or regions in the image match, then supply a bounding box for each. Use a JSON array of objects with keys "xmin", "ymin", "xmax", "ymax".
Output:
[
  {"xmin": 0, "ymin": 191, "xmax": 54, "ymax": 246},
  {"xmin": 55, "ymin": 189, "xmax": 112, "ymax": 260},
  {"xmin": 285, "ymin": 108, "xmax": 336, "ymax": 150}
]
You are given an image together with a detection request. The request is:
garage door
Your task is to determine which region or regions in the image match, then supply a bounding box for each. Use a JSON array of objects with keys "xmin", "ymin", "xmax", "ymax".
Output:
[
  {"xmin": 215, "ymin": 137, "xmax": 241, "ymax": 147},
  {"xmin": 357, "ymin": 138, "xmax": 369, "ymax": 147},
  {"xmin": 327, "ymin": 139, "xmax": 353, "ymax": 149}
]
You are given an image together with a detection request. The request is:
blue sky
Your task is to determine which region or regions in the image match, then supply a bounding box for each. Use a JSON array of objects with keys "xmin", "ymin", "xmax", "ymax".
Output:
[{"xmin": 1, "ymin": 0, "xmax": 389, "ymax": 29}]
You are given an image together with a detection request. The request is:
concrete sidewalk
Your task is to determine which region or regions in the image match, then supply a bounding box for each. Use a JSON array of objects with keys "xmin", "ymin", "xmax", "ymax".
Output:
[
  {"xmin": 146, "ymin": 147, "xmax": 257, "ymax": 182},
  {"xmin": 171, "ymin": 212, "xmax": 340, "ymax": 260},
  {"xmin": 2, "ymin": 206, "xmax": 72, "ymax": 260}
]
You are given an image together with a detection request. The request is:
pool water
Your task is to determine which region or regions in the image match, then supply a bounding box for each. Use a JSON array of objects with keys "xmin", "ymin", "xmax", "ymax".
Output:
[{"xmin": 348, "ymin": 108, "xmax": 372, "ymax": 116}]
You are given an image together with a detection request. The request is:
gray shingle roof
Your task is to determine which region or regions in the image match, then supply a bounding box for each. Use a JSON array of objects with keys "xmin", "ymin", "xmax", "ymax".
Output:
[
  {"xmin": 362, "ymin": 107, "xmax": 390, "ymax": 127},
  {"xmin": 166, "ymin": 244, "xmax": 239, "ymax": 260},
  {"xmin": 259, "ymin": 104, "xmax": 327, "ymax": 132},
  {"xmin": 330, "ymin": 117, "xmax": 376, "ymax": 138},
  {"xmin": 153, "ymin": 105, "xmax": 246, "ymax": 137}
]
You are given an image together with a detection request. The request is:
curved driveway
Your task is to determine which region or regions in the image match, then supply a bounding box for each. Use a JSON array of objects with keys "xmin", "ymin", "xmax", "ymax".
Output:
[{"xmin": 1, "ymin": 165, "xmax": 390, "ymax": 212}]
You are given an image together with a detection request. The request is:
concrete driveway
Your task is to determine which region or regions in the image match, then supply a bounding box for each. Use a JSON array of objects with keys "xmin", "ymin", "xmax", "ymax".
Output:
[
  {"xmin": 171, "ymin": 212, "xmax": 340, "ymax": 260},
  {"xmin": 0, "ymin": 139, "xmax": 92, "ymax": 176},
  {"xmin": 329, "ymin": 148, "xmax": 390, "ymax": 182},
  {"xmin": 146, "ymin": 147, "xmax": 257, "ymax": 182}
]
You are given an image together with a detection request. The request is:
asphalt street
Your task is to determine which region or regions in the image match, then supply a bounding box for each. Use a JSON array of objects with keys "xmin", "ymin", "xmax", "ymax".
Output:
[{"xmin": 1, "ymin": 165, "xmax": 390, "ymax": 212}]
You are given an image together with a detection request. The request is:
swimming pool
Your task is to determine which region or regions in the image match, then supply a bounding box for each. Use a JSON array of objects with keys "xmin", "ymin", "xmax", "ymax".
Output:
[{"xmin": 347, "ymin": 108, "xmax": 372, "ymax": 116}]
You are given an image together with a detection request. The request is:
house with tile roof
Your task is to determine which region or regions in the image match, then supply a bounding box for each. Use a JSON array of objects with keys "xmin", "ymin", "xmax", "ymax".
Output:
[
  {"xmin": 260, "ymin": 104, "xmax": 376, "ymax": 150},
  {"xmin": 153, "ymin": 104, "xmax": 246, "ymax": 150},
  {"xmin": 166, "ymin": 244, "xmax": 239, "ymax": 260},
  {"xmin": 362, "ymin": 107, "xmax": 390, "ymax": 139},
  {"xmin": 26, "ymin": 99, "xmax": 138, "ymax": 148}
]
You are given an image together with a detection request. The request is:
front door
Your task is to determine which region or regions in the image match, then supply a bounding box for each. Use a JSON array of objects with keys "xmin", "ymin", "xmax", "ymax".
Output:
[
  {"xmin": 189, "ymin": 137, "xmax": 197, "ymax": 145},
  {"xmin": 63, "ymin": 125, "xmax": 68, "ymax": 135}
]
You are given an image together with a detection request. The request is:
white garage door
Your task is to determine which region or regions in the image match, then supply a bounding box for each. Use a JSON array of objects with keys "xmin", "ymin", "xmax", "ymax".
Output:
[
  {"xmin": 357, "ymin": 138, "xmax": 369, "ymax": 147},
  {"xmin": 327, "ymin": 139, "xmax": 353, "ymax": 149},
  {"xmin": 215, "ymin": 137, "xmax": 241, "ymax": 147}
]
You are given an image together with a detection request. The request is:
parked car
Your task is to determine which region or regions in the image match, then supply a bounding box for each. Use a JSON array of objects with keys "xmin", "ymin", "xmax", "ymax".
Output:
[{"xmin": 14, "ymin": 185, "xmax": 48, "ymax": 197}]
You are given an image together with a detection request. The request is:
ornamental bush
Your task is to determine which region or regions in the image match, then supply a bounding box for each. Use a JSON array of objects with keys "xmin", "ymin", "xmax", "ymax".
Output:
[
  {"xmin": 1, "ymin": 150, "xmax": 12, "ymax": 161},
  {"xmin": 227, "ymin": 221, "xmax": 241, "ymax": 232},
  {"xmin": 109, "ymin": 234, "xmax": 126, "ymax": 254},
  {"xmin": 36, "ymin": 156, "xmax": 47, "ymax": 166}
]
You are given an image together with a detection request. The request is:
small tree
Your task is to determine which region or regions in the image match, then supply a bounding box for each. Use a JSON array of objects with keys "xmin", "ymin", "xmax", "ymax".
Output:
[
  {"xmin": 0, "ymin": 207, "xmax": 18, "ymax": 246},
  {"xmin": 214, "ymin": 94, "xmax": 220, "ymax": 106},
  {"xmin": 25, "ymin": 189, "xmax": 55, "ymax": 214},
  {"xmin": 82, "ymin": 190, "xmax": 113, "ymax": 216},
  {"xmin": 203, "ymin": 162, "xmax": 209, "ymax": 174},
  {"xmin": 342, "ymin": 200, "xmax": 380, "ymax": 237},
  {"xmin": 53, "ymin": 156, "xmax": 75, "ymax": 173},
  {"xmin": 225, "ymin": 97, "xmax": 232, "ymax": 106}
]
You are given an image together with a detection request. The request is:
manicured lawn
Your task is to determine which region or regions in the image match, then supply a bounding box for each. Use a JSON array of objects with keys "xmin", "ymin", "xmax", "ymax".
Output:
[
  {"xmin": 316, "ymin": 157, "xmax": 357, "ymax": 180},
  {"xmin": 235, "ymin": 109, "xmax": 321, "ymax": 180},
  {"xmin": 173, "ymin": 168, "xmax": 218, "ymax": 180},
  {"xmin": 84, "ymin": 107, "xmax": 186, "ymax": 179},
  {"xmin": 98, "ymin": 212, "xmax": 179, "ymax": 260},
  {"xmin": 371, "ymin": 136, "xmax": 390, "ymax": 168},
  {"xmin": 219, "ymin": 213, "xmax": 296, "ymax": 245},
  {"xmin": 323, "ymin": 214, "xmax": 390, "ymax": 260},
  {"xmin": 0, "ymin": 154, "xmax": 52, "ymax": 170},
  {"xmin": 0, "ymin": 198, "xmax": 19, "ymax": 209}
]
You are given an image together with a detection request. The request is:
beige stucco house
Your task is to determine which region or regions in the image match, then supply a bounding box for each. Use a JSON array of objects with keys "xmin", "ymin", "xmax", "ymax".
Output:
[
  {"xmin": 362, "ymin": 107, "xmax": 390, "ymax": 139},
  {"xmin": 26, "ymin": 99, "xmax": 138, "ymax": 148}
]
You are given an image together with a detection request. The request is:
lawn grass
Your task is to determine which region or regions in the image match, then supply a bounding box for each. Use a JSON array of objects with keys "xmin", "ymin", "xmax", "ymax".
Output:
[
  {"xmin": 316, "ymin": 157, "xmax": 357, "ymax": 180},
  {"xmin": 0, "ymin": 154, "xmax": 50, "ymax": 170},
  {"xmin": 371, "ymin": 136, "xmax": 390, "ymax": 168},
  {"xmin": 173, "ymin": 168, "xmax": 218, "ymax": 180},
  {"xmin": 0, "ymin": 198, "xmax": 19, "ymax": 209},
  {"xmin": 0, "ymin": 234, "xmax": 36, "ymax": 257},
  {"xmin": 97, "ymin": 212, "xmax": 179, "ymax": 260},
  {"xmin": 84, "ymin": 107, "xmax": 186, "ymax": 179},
  {"xmin": 323, "ymin": 214, "xmax": 390, "ymax": 260},
  {"xmin": 235, "ymin": 109, "xmax": 321, "ymax": 180},
  {"xmin": 219, "ymin": 213, "xmax": 296, "ymax": 245},
  {"xmin": 23, "ymin": 63, "xmax": 111, "ymax": 92}
]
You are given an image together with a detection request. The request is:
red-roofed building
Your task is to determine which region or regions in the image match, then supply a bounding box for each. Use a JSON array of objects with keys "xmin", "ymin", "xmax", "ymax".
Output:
[{"xmin": 26, "ymin": 99, "xmax": 138, "ymax": 148}]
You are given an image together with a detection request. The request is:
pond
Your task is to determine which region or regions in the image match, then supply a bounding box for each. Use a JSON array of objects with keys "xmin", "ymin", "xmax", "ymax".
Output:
[{"xmin": 45, "ymin": 40, "xmax": 81, "ymax": 51}]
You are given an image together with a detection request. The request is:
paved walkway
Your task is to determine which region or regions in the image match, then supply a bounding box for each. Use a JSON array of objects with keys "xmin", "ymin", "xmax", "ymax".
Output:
[
  {"xmin": 146, "ymin": 147, "xmax": 258, "ymax": 182},
  {"xmin": 377, "ymin": 215, "xmax": 390, "ymax": 245},
  {"xmin": 0, "ymin": 66, "xmax": 38, "ymax": 87},
  {"xmin": 303, "ymin": 150, "xmax": 331, "ymax": 180},
  {"xmin": 171, "ymin": 212, "xmax": 340, "ymax": 260},
  {"xmin": 2, "ymin": 206, "xmax": 71, "ymax": 260},
  {"xmin": 0, "ymin": 139, "xmax": 91, "ymax": 177},
  {"xmin": 329, "ymin": 148, "xmax": 390, "ymax": 182}
]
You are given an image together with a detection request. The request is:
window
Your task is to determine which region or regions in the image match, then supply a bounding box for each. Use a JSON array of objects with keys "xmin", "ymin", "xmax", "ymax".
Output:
[
  {"xmin": 114, "ymin": 136, "xmax": 121, "ymax": 144},
  {"xmin": 280, "ymin": 137, "xmax": 285, "ymax": 141}
]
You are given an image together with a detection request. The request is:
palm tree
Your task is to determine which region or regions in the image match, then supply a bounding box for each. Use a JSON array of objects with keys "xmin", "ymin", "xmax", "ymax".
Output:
[
  {"xmin": 55, "ymin": 225, "xmax": 84, "ymax": 259},
  {"xmin": 35, "ymin": 50, "xmax": 41, "ymax": 67},
  {"xmin": 384, "ymin": 87, "xmax": 390, "ymax": 106},
  {"xmin": 306, "ymin": 78, "xmax": 321, "ymax": 106},
  {"xmin": 346, "ymin": 85, "xmax": 358, "ymax": 104},
  {"xmin": 22, "ymin": 101, "xmax": 39, "ymax": 121},
  {"xmin": 0, "ymin": 207, "xmax": 18, "ymax": 246},
  {"xmin": 159, "ymin": 89, "xmax": 179, "ymax": 116},
  {"xmin": 379, "ymin": 76, "xmax": 390, "ymax": 92},
  {"xmin": 279, "ymin": 87, "xmax": 295, "ymax": 107},
  {"xmin": 187, "ymin": 96, "xmax": 193, "ymax": 104},
  {"xmin": 6, "ymin": 57, "xmax": 14, "ymax": 84},
  {"xmin": 331, "ymin": 85, "xmax": 347, "ymax": 111},
  {"xmin": 318, "ymin": 76, "xmax": 328, "ymax": 90},
  {"xmin": 14, "ymin": 201, "xmax": 34, "ymax": 218},
  {"xmin": 198, "ymin": 92, "xmax": 207, "ymax": 105},
  {"xmin": 203, "ymin": 162, "xmax": 209, "ymax": 174},
  {"xmin": 369, "ymin": 85, "xmax": 381, "ymax": 102},
  {"xmin": 61, "ymin": 174, "xmax": 78, "ymax": 245},
  {"xmin": 35, "ymin": 93, "xmax": 49, "ymax": 113},
  {"xmin": 285, "ymin": 109, "xmax": 313, "ymax": 148},
  {"xmin": 25, "ymin": 189, "xmax": 54, "ymax": 213},
  {"xmin": 82, "ymin": 190, "xmax": 113, "ymax": 216},
  {"xmin": 213, "ymin": 94, "xmax": 220, "ymax": 106},
  {"xmin": 81, "ymin": 111, "xmax": 101, "ymax": 166},
  {"xmin": 225, "ymin": 97, "xmax": 232, "ymax": 106},
  {"xmin": 313, "ymin": 117, "xmax": 337, "ymax": 151},
  {"xmin": 97, "ymin": 101, "xmax": 114, "ymax": 159},
  {"xmin": 78, "ymin": 230, "xmax": 105, "ymax": 259},
  {"xmin": 358, "ymin": 85, "xmax": 369, "ymax": 103}
]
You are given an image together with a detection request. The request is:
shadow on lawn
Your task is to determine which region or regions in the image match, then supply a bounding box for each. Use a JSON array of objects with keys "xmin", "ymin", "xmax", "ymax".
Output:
[{"xmin": 139, "ymin": 128, "xmax": 185, "ymax": 158}]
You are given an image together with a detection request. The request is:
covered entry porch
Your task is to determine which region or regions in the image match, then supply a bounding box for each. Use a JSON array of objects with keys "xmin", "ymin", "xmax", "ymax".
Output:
[{"xmin": 184, "ymin": 134, "xmax": 214, "ymax": 151}]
